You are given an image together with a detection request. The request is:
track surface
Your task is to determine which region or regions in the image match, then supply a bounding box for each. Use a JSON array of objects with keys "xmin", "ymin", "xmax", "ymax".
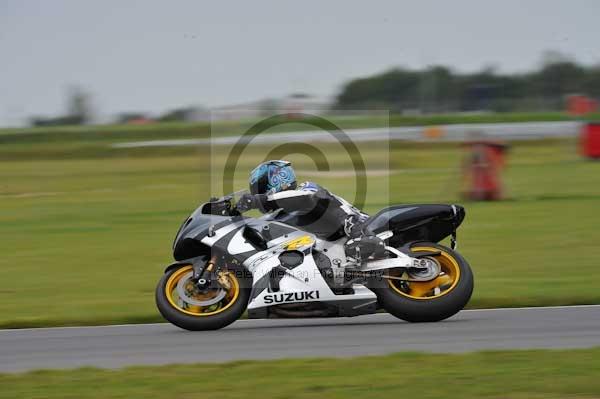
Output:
[{"xmin": 1, "ymin": 305, "xmax": 599, "ymax": 372}]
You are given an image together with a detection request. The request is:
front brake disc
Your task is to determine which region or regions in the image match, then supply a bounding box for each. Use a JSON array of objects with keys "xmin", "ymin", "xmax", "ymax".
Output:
[{"xmin": 176, "ymin": 271, "xmax": 226, "ymax": 306}]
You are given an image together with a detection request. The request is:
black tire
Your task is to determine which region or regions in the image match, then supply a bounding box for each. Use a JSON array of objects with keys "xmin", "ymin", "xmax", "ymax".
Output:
[
  {"xmin": 155, "ymin": 265, "xmax": 251, "ymax": 331},
  {"xmin": 369, "ymin": 242, "xmax": 474, "ymax": 322}
]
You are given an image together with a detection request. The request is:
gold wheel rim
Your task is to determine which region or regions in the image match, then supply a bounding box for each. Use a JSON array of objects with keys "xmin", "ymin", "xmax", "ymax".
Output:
[
  {"xmin": 387, "ymin": 246, "xmax": 461, "ymax": 300},
  {"xmin": 165, "ymin": 265, "xmax": 240, "ymax": 316}
]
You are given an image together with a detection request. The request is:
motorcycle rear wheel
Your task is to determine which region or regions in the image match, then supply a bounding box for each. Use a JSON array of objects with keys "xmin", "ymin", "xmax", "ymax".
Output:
[
  {"xmin": 155, "ymin": 264, "xmax": 251, "ymax": 331},
  {"xmin": 370, "ymin": 242, "xmax": 474, "ymax": 322}
]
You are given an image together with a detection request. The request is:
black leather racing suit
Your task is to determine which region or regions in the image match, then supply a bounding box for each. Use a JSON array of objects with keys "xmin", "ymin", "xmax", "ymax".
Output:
[{"xmin": 237, "ymin": 182, "xmax": 385, "ymax": 260}]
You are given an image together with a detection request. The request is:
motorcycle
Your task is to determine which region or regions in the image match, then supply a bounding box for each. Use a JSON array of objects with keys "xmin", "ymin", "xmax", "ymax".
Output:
[{"xmin": 155, "ymin": 191, "xmax": 474, "ymax": 331}]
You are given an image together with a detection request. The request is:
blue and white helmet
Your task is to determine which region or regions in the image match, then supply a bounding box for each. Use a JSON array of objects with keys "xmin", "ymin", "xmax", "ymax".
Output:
[{"xmin": 249, "ymin": 160, "xmax": 297, "ymax": 195}]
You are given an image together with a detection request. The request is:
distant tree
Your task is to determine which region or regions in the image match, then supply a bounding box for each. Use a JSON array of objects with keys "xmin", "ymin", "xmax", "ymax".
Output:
[
  {"xmin": 336, "ymin": 67, "xmax": 421, "ymax": 111},
  {"xmin": 584, "ymin": 66, "xmax": 600, "ymax": 97},
  {"xmin": 29, "ymin": 85, "xmax": 93, "ymax": 127},
  {"xmin": 532, "ymin": 61, "xmax": 585, "ymax": 97},
  {"xmin": 67, "ymin": 86, "xmax": 92, "ymax": 124},
  {"xmin": 157, "ymin": 107, "xmax": 196, "ymax": 122},
  {"xmin": 421, "ymin": 66, "xmax": 458, "ymax": 112},
  {"xmin": 30, "ymin": 115, "xmax": 83, "ymax": 127},
  {"xmin": 335, "ymin": 52, "xmax": 599, "ymax": 113},
  {"xmin": 116, "ymin": 113, "xmax": 150, "ymax": 124}
]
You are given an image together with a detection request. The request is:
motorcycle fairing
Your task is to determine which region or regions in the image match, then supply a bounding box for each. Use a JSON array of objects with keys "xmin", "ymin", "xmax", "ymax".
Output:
[
  {"xmin": 175, "ymin": 213, "xmax": 375, "ymax": 310},
  {"xmin": 172, "ymin": 208, "xmax": 236, "ymax": 260},
  {"xmin": 243, "ymin": 232, "xmax": 377, "ymax": 310}
]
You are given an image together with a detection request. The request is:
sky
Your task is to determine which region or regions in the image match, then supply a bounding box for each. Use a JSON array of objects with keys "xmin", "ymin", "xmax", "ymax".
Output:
[{"xmin": 1, "ymin": 0, "xmax": 599, "ymax": 126}]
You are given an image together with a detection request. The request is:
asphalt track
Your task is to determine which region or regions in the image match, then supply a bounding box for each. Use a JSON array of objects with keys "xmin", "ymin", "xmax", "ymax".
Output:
[{"xmin": 1, "ymin": 305, "xmax": 599, "ymax": 373}]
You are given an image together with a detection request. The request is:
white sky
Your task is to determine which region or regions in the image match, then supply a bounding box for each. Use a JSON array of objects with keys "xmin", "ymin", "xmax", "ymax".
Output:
[{"xmin": 1, "ymin": 0, "xmax": 599, "ymax": 126}]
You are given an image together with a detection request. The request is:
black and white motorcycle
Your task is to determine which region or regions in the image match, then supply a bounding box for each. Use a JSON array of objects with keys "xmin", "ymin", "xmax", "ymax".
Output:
[{"xmin": 155, "ymin": 192, "xmax": 474, "ymax": 331}]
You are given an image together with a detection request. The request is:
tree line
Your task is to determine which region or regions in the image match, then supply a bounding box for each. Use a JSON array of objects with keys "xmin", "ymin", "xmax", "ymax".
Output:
[{"xmin": 335, "ymin": 53, "xmax": 600, "ymax": 113}]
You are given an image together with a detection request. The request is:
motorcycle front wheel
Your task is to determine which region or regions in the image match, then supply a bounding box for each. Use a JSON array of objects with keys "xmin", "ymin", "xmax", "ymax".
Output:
[
  {"xmin": 155, "ymin": 264, "xmax": 251, "ymax": 331},
  {"xmin": 370, "ymin": 242, "xmax": 474, "ymax": 322}
]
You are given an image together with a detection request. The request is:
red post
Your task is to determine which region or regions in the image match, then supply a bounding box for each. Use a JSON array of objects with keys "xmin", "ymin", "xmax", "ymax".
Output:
[
  {"xmin": 580, "ymin": 123, "xmax": 600, "ymax": 159},
  {"xmin": 462, "ymin": 140, "xmax": 509, "ymax": 201}
]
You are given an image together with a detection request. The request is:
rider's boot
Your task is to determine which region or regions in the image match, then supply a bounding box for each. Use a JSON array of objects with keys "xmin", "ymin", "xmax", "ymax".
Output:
[{"xmin": 344, "ymin": 235, "xmax": 386, "ymax": 262}]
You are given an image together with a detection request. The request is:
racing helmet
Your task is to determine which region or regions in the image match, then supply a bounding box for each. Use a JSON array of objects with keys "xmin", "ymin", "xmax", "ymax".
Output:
[{"xmin": 249, "ymin": 160, "xmax": 297, "ymax": 195}]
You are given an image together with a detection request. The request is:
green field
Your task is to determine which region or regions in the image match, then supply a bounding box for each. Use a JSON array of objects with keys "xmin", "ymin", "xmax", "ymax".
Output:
[
  {"xmin": 1, "ymin": 116, "xmax": 600, "ymax": 328},
  {"xmin": 0, "ymin": 111, "xmax": 587, "ymax": 136},
  {"xmin": 2, "ymin": 111, "xmax": 598, "ymax": 161},
  {"xmin": 2, "ymin": 348, "xmax": 600, "ymax": 398}
]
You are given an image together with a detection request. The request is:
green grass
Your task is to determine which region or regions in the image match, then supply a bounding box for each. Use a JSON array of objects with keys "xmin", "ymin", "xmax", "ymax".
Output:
[
  {"xmin": 2, "ymin": 348, "xmax": 600, "ymax": 398},
  {"xmin": 1, "ymin": 131, "xmax": 600, "ymax": 328},
  {"xmin": 1, "ymin": 111, "xmax": 583, "ymax": 137},
  {"xmin": 1, "ymin": 111, "xmax": 595, "ymax": 156}
]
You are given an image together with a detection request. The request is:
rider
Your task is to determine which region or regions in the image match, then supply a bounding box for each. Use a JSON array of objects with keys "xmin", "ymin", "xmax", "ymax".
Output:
[{"xmin": 235, "ymin": 160, "xmax": 386, "ymax": 261}]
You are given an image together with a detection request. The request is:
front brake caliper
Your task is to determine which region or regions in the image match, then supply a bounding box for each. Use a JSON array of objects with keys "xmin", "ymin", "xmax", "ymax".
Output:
[{"xmin": 217, "ymin": 271, "xmax": 232, "ymax": 290}]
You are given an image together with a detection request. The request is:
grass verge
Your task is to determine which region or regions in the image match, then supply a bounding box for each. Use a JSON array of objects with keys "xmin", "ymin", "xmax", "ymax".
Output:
[
  {"xmin": 2, "ymin": 348, "xmax": 600, "ymax": 398},
  {"xmin": 1, "ymin": 111, "xmax": 588, "ymax": 135},
  {"xmin": 1, "ymin": 133, "xmax": 600, "ymax": 328}
]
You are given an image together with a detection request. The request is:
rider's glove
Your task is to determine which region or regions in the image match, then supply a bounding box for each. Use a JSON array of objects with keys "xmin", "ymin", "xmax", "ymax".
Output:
[{"xmin": 235, "ymin": 193, "xmax": 258, "ymax": 213}]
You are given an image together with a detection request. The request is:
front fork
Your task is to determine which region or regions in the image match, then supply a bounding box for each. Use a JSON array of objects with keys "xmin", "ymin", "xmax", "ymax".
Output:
[{"xmin": 191, "ymin": 255, "xmax": 221, "ymax": 290}]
